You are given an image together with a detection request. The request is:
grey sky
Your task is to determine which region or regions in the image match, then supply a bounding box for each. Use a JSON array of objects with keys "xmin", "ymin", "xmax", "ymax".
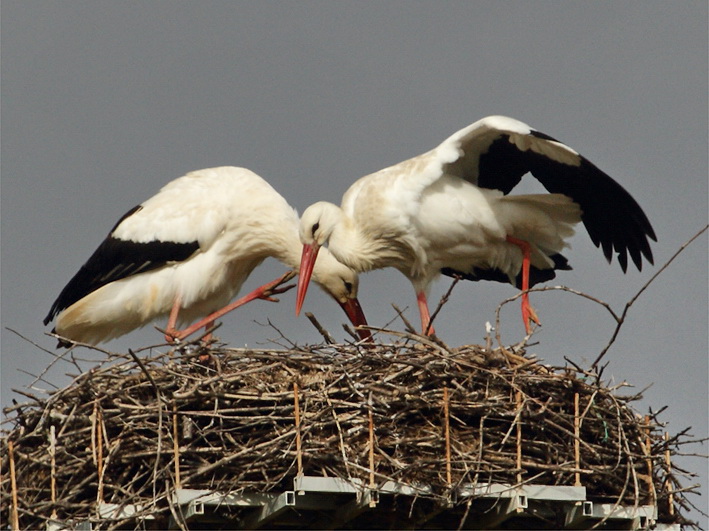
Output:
[{"xmin": 2, "ymin": 1, "xmax": 707, "ymax": 522}]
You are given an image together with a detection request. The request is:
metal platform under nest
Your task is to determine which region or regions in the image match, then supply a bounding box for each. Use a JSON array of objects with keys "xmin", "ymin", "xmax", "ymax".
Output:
[{"xmin": 47, "ymin": 475, "xmax": 677, "ymax": 530}]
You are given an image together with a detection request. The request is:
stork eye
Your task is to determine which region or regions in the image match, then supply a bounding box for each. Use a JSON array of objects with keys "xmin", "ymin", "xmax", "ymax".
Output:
[
  {"xmin": 311, "ymin": 222, "xmax": 320, "ymax": 236},
  {"xmin": 344, "ymin": 281, "xmax": 353, "ymax": 294}
]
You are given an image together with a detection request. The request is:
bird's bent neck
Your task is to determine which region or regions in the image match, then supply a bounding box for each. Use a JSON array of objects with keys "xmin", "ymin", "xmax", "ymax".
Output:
[
  {"xmin": 227, "ymin": 211, "xmax": 304, "ymax": 272},
  {"xmin": 328, "ymin": 215, "xmax": 414, "ymax": 275},
  {"xmin": 275, "ymin": 228, "xmax": 309, "ymax": 271}
]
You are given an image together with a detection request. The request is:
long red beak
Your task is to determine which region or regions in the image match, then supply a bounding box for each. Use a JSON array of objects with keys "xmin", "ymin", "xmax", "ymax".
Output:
[
  {"xmin": 296, "ymin": 242, "xmax": 320, "ymax": 316},
  {"xmin": 338, "ymin": 297, "xmax": 372, "ymax": 341}
]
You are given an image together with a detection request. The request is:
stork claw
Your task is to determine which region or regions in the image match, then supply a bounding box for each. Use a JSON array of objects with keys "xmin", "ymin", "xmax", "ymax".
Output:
[
  {"xmin": 521, "ymin": 293, "xmax": 540, "ymax": 335},
  {"xmin": 160, "ymin": 325, "xmax": 182, "ymax": 344},
  {"xmin": 258, "ymin": 282, "xmax": 296, "ymax": 302}
]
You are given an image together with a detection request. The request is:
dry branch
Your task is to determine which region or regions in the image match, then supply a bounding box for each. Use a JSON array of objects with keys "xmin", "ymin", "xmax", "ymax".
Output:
[{"xmin": 1, "ymin": 338, "xmax": 702, "ymax": 529}]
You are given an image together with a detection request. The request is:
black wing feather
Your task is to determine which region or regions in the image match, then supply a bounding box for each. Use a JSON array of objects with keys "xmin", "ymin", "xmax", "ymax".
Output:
[
  {"xmin": 442, "ymin": 253, "xmax": 572, "ymax": 289},
  {"xmin": 476, "ymin": 131, "xmax": 656, "ymax": 272},
  {"xmin": 44, "ymin": 205, "xmax": 199, "ymax": 325}
]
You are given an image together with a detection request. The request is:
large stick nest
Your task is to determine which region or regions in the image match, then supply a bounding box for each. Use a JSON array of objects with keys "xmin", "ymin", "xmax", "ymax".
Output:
[{"xmin": 0, "ymin": 335, "xmax": 701, "ymax": 529}]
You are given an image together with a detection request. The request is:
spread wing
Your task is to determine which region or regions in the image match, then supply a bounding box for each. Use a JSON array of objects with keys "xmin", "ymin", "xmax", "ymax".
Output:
[{"xmin": 438, "ymin": 115, "xmax": 656, "ymax": 272}]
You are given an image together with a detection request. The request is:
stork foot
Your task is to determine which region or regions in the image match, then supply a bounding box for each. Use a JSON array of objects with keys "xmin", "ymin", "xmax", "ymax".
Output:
[
  {"xmin": 256, "ymin": 272, "xmax": 297, "ymax": 302},
  {"xmin": 521, "ymin": 293, "xmax": 540, "ymax": 335},
  {"xmin": 164, "ymin": 328, "xmax": 182, "ymax": 344}
]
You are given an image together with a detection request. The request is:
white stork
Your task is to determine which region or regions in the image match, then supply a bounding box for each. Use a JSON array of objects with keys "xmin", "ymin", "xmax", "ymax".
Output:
[
  {"xmin": 44, "ymin": 166, "xmax": 370, "ymax": 346},
  {"xmin": 295, "ymin": 115, "xmax": 656, "ymax": 335}
]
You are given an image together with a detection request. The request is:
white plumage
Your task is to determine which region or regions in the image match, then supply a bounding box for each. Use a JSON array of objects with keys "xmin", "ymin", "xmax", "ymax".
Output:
[
  {"xmin": 45, "ymin": 166, "xmax": 369, "ymax": 345},
  {"xmin": 296, "ymin": 116, "xmax": 656, "ymax": 334}
]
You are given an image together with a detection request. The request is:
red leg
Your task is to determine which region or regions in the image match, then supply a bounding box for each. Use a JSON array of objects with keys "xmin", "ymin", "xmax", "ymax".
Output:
[
  {"xmin": 417, "ymin": 291, "xmax": 436, "ymax": 336},
  {"xmin": 164, "ymin": 295, "xmax": 183, "ymax": 342},
  {"xmin": 200, "ymin": 320, "xmax": 215, "ymax": 343},
  {"xmin": 173, "ymin": 271, "xmax": 296, "ymax": 341},
  {"xmin": 506, "ymin": 236, "xmax": 540, "ymax": 334}
]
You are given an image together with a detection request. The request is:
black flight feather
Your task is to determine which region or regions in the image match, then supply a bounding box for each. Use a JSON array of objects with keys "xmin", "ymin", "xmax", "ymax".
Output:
[
  {"xmin": 475, "ymin": 131, "xmax": 656, "ymax": 272},
  {"xmin": 44, "ymin": 205, "xmax": 199, "ymax": 325},
  {"xmin": 442, "ymin": 252, "xmax": 571, "ymax": 290}
]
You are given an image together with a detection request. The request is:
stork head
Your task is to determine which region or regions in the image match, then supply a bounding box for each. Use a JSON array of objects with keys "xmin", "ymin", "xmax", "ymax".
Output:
[
  {"xmin": 297, "ymin": 203, "xmax": 343, "ymax": 312},
  {"xmin": 298, "ymin": 201, "xmax": 342, "ymax": 247},
  {"xmin": 296, "ymin": 202, "xmax": 369, "ymax": 336}
]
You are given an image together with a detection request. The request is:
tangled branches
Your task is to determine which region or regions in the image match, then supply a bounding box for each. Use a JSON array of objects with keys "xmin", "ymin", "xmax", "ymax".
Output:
[{"xmin": 1, "ymin": 337, "xmax": 701, "ymax": 529}]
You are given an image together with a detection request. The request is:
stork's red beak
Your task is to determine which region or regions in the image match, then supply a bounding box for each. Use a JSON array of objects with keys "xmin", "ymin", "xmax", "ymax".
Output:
[
  {"xmin": 338, "ymin": 297, "xmax": 372, "ymax": 341},
  {"xmin": 295, "ymin": 242, "xmax": 320, "ymax": 316}
]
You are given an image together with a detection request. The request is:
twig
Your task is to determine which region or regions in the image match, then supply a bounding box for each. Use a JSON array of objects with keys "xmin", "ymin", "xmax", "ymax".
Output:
[
  {"xmin": 427, "ymin": 276, "xmax": 461, "ymax": 335},
  {"xmin": 593, "ymin": 224, "xmax": 708, "ymax": 367},
  {"xmin": 325, "ymin": 393, "xmax": 353, "ymax": 480},
  {"xmin": 49, "ymin": 425, "xmax": 57, "ymax": 519},
  {"xmin": 9, "ymin": 439, "xmax": 19, "ymax": 530},
  {"xmin": 364, "ymin": 326, "xmax": 448, "ymax": 353},
  {"xmin": 172, "ymin": 402, "xmax": 181, "ymax": 490},
  {"xmin": 644, "ymin": 415, "xmax": 656, "ymax": 505},
  {"xmin": 664, "ymin": 432, "xmax": 675, "ymax": 517},
  {"xmin": 516, "ymin": 391, "xmax": 523, "ymax": 485},
  {"xmin": 574, "ymin": 393, "xmax": 581, "ymax": 487},
  {"xmin": 368, "ymin": 391, "xmax": 376, "ymax": 500},
  {"xmin": 6, "ymin": 328, "xmax": 80, "ymax": 389},
  {"xmin": 391, "ymin": 304, "xmax": 417, "ymax": 334},
  {"xmin": 94, "ymin": 401, "xmax": 104, "ymax": 507},
  {"xmin": 492, "ymin": 225, "xmax": 708, "ymax": 370},
  {"xmin": 443, "ymin": 386, "xmax": 452, "ymax": 487},
  {"xmin": 127, "ymin": 349, "xmax": 162, "ymax": 400},
  {"xmin": 305, "ymin": 312, "xmax": 336, "ymax": 344},
  {"xmin": 293, "ymin": 382, "xmax": 303, "ymax": 477},
  {"xmin": 261, "ymin": 318, "xmax": 298, "ymax": 349},
  {"xmin": 127, "ymin": 348, "xmax": 165, "ymax": 502}
]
